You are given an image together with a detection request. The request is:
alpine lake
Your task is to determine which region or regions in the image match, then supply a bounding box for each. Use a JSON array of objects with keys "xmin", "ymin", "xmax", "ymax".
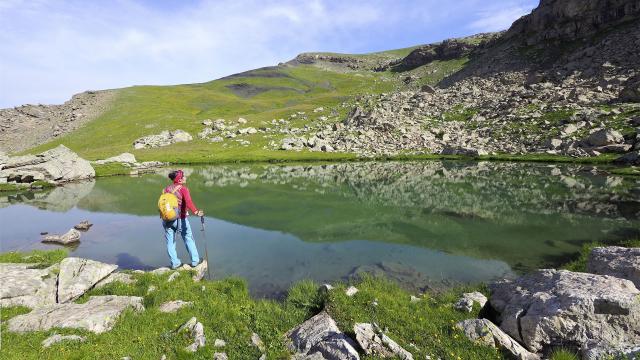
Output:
[{"xmin": 2, "ymin": 160, "xmax": 639, "ymax": 298}]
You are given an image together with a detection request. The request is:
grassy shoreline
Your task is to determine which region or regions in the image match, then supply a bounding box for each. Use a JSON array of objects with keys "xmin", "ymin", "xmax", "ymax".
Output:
[{"xmin": 1, "ymin": 236, "xmax": 638, "ymax": 359}]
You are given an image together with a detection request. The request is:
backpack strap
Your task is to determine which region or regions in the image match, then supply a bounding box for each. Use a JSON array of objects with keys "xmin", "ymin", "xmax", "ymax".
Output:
[{"xmin": 163, "ymin": 185, "xmax": 183, "ymax": 195}]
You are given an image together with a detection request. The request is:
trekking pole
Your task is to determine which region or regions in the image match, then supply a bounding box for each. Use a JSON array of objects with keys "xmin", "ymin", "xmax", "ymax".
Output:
[{"xmin": 200, "ymin": 216, "xmax": 212, "ymax": 280}]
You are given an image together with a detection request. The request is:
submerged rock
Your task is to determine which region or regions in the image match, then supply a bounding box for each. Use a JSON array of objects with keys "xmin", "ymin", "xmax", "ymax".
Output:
[
  {"xmin": 286, "ymin": 311, "xmax": 360, "ymax": 359},
  {"xmin": 456, "ymin": 319, "xmax": 539, "ymax": 360},
  {"xmin": 0, "ymin": 263, "xmax": 57, "ymax": 308},
  {"xmin": 73, "ymin": 220, "xmax": 93, "ymax": 231},
  {"xmin": 41, "ymin": 228, "xmax": 81, "ymax": 245},
  {"xmin": 57, "ymin": 257, "xmax": 118, "ymax": 303},
  {"xmin": 8, "ymin": 295, "xmax": 144, "ymax": 333},
  {"xmin": 587, "ymin": 246, "xmax": 640, "ymax": 288},
  {"xmin": 489, "ymin": 269, "xmax": 640, "ymax": 354}
]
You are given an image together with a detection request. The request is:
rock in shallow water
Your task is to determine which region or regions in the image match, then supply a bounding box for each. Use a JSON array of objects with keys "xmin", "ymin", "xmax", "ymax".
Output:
[
  {"xmin": 41, "ymin": 228, "xmax": 81, "ymax": 245},
  {"xmin": 489, "ymin": 269, "xmax": 640, "ymax": 354},
  {"xmin": 8, "ymin": 295, "xmax": 144, "ymax": 334}
]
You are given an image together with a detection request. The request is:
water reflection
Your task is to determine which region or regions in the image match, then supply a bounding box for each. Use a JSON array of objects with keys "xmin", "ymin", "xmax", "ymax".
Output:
[{"xmin": 1, "ymin": 161, "xmax": 638, "ymax": 297}]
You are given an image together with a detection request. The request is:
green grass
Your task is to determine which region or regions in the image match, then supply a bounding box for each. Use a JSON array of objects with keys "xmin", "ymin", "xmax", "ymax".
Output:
[
  {"xmin": 0, "ymin": 183, "xmax": 25, "ymax": 192},
  {"xmin": 93, "ymin": 162, "xmax": 133, "ymax": 177},
  {"xmin": 549, "ymin": 348, "xmax": 580, "ymax": 360},
  {"xmin": 0, "ymin": 249, "xmax": 67, "ymax": 266}
]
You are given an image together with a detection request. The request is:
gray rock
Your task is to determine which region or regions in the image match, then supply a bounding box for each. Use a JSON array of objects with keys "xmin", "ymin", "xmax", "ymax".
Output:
[
  {"xmin": 252, "ymin": 332, "xmax": 266, "ymax": 352},
  {"xmin": 440, "ymin": 147, "xmax": 487, "ymax": 157},
  {"xmin": 151, "ymin": 267, "xmax": 171, "ymax": 275},
  {"xmin": 93, "ymin": 153, "xmax": 136, "ymax": 165},
  {"xmin": 0, "ymin": 263, "xmax": 58, "ymax": 308},
  {"xmin": 286, "ymin": 311, "xmax": 360, "ymax": 359},
  {"xmin": 587, "ymin": 246, "xmax": 640, "ymax": 288},
  {"xmin": 453, "ymin": 291, "xmax": 487, "ymax": 312},
  {"xmin": 582, "ymin": 340, "xmax": 640, "ymax": 360},
  {"xmin": 586, "ymin": 129, "xmax": 624, "ymax": 147},
  {"xmin": 345, "ymin": 286, "xmax": 359, "ymax": 297},
  {"xmin": 8, "ymin": 295, "xmax": 144, "ymax": 333},
  {"xmin": 614, "ymin": 151, "xmax": 640, "ymax": 165},
  {"xmin": 167, "ymin": 271, "xmax": 180, "ymax": 282},
  {"xmin": 158, "ymin": 300, "xmax": 193, "ymax": 313},
  {"xmin": 213, "ymin": 353, "xmax": 228, "ymax": 360},
  {"xmin": 456, "ymin": 319, "xmax": 539, "ymax": 360},
  {"xmin": 177, "ymin": 317, "xmax": 205, "ymax": 352},
  {"xmin": 94, "ymin": 272, "xmax": 135, "ymax": 289},
  {"xmin": 214, "ymin": 338, "xmax": 226, "ymax": 348},
  {"xmin": 133, "ymin": 130, "xmax": 192, "ymax": 149},
  {"xmin": 489, "ymin": 269, "xmax": 640, "ymax": 354},
  {"xmin": 57, "ymin": 257, "xmax": 118, "ymax": 303},
  {"xmin": 0, "ymin": 145, "xmax": 94, "ymax": 184},
  {"xmin": 42, "ymin": 228, "xmax": 81, "ymax": 245},
  {"xmin": 73, "ymin": 220, "xmax": 93, "ymax": 231},
  {"xmin": 42, "ymin": 334, "xmax": 86, "ymax": 348},
  {"xmin": 191, "ymin": 260, "xmax": 208, "ymax": 282},
  {"xmin": 354, "ymin": 323, "xmax": 413, "ymax": 359}
]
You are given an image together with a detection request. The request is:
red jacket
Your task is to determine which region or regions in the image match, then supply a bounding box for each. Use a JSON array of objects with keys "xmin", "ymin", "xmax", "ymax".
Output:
[{"xmin": 164, "ymin": 184, "xmax": 198, "ymax": 219}]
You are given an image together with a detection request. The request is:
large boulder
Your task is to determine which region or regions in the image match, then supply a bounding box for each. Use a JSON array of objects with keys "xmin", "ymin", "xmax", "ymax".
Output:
[
  {"xmin": 286, "ymin": 311, "xmax": 360, "ymax": 360},
  {"xmin": 133, "ymin": 130, "xmax": 192, "ymax": 149},
  {"xmin": 0, "ymin": 145, "xmax": 94, "ymax": 184},
  {"xmin": 57, "ymin": 257, "xmax": 118, "ymax": 303},
  {"xmin": 585, "ymin": 129, "xmax": 624, "ymax": 147},
  {"xmin": 489, "ymin": 269, "xmax": 640, "ymax": 354},
  {"xmin": 0, "ymin": 263, "xmax": 58, "ymax": 308},
  {"xmin": 456, "ymin": 319, "xmax": 539, "ymax": 360},
  {"xmin": 8, "ymin": 295, "xmax": 144, "ymax": 334},
  {"xmin": 587, "ymin": 246, "xmax": 640, "ymax": 288}
]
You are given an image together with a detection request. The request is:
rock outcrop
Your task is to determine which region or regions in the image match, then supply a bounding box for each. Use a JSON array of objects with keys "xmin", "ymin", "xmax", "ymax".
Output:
[
  {"xmin": 133, "ymin": 130, "xmax": 192, "ymax": 149},
  {"xmin": 353, "ymin": 323, "xmax": 413, "ymax": 359},
  {"xmin": 0, "ymin": 145, "xmax": 95, "ymax": 184},
  {"xmin": 286, "ymin": 311, "xmax": 360, "ymax": 360},
  {"xmin": 8, "ymin": 295, "xmax": 144, "ymax": 334},
  {"xmin": 453, "ymin": 291, "xmax": 488, "ymax": 312},
  {"xmin": 587, "ymin": 246, "xmax": 640, "ymax": 288},
  {"xmin": 489, "ymin": 269, "xmax": 640, "ymax": 354}
]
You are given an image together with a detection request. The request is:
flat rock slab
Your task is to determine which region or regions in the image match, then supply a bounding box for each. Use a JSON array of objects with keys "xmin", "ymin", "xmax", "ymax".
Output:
[
  {"xmin": 58, "ymin": 257, "xmax": 118, "ymax": 303},
  {"xmin": 490, "ymin": 269, "xmax": 640, "ymax": 354},
  {"xmin": 42, "ymin": 334, "xmax": 86, "ymax": 348},
  {"xmin": 158, "ymin": 300, "xmax": 193, "ymax": 313},
  {"xmin": 0, "ymin": 263, "xmax": 57, "ymax": 308},
  {"xmin": 587, "ymin": 246, "xmax": 640, "ymax": 288},
  {"xmin": 286, "ymin": 311, "xmax": 360, "ymax": 360},
  {"xmin": 8, "ymin": 295, "xmax": 144, "ymax": 334},
  {"xmin": 456, "ymin": 319, "xmax": 539, "ymax": 360}
]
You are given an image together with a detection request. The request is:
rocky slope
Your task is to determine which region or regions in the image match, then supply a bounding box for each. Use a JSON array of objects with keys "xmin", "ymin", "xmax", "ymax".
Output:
[{"xmin": 0, "ymin": 90, "xmax": 115, "ymax": 154}]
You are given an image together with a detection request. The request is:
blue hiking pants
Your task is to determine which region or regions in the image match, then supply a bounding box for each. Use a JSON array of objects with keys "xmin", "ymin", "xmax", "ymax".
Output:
[{"xmin": 163, "ymin": 217, "xmax": 200, "ymax": 268}]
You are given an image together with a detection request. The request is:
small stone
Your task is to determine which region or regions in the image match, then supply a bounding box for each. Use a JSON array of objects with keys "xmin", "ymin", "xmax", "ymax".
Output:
[
  {"xmin": 345, "ymin": 286, "xmax": 359, "ymax": 297},
  {"xmin": 213, "ymin": 353, "xmax": 228, "ymax": 360},
  {"xmin": 73, "ymin": 220, "xmax": 93, "ymax": 231},
  {"xmin": 252, "ymin": 332, "xmax": 266, "ymax": 352},
  {"xmin": 453, "ymin": 292, "xmax": 487, "ymax": 312},
  {"xmin": 214, "ymin": 338, "xmax": 226, "ymax": 348},
  {"xmin": 410, "ymin": 295, "xmax": 421, "ymax": 303},
  {"xmin": 147, "ymin": 285, "xmax": 157, "ymax": 294},
  {"xmin": 167, "ymin": 271, "xmax": 180, "ymax": 282}
]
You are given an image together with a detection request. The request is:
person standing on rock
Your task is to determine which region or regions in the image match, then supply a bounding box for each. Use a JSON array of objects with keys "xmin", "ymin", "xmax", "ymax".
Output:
[{"xmin": 162, "ymin": 170, "xmax": 205, "ymax": 269}]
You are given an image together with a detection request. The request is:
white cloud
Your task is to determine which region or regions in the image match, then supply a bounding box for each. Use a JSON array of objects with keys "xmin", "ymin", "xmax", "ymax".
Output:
[{"xmin": 467, "ymin": 3, "xmax": 535, "ymax": 32}]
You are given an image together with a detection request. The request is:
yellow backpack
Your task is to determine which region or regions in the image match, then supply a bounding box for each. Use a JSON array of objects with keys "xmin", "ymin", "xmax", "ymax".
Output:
[{"xmin": 158, "ymin": 185, "xmax": 182, "ymax": 221}]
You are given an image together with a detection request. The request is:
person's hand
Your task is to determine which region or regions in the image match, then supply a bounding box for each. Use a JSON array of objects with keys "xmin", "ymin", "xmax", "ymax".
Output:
[{"xmin": 196, "ymin": 210, "xmax": 204, "ymax": 217}]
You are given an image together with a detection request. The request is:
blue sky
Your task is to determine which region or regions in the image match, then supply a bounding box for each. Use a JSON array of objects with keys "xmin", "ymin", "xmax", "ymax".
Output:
[{"xmin": 0, "ymin": 0, "xmax": 538, "ymax": 108}]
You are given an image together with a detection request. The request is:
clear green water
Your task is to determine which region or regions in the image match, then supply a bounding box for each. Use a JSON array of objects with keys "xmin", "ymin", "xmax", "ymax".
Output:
[{"xmin": 1, "ymin": 161, "xmax": 638, "ymax": 297}]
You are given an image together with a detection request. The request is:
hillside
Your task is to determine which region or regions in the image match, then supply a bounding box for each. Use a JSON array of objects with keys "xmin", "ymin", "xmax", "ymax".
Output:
[{"xmin": 1, "ymin": 0, "xmax": 639, "ymax": 165}]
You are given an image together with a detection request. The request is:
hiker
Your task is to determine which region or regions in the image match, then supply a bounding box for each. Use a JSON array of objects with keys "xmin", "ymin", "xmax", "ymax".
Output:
[{"xmin": 161, "ymin": 170, "xmax": 204, "ymax": 269}]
